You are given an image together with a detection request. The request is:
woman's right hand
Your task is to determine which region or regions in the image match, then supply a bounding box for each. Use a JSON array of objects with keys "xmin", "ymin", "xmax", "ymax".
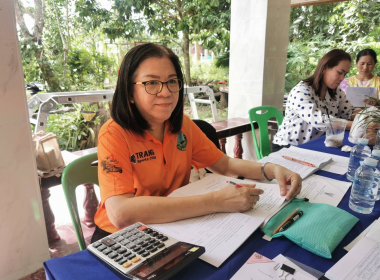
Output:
[{"xmin": 212, "ymin": 184, "xmax": 264, "ymax": 212}]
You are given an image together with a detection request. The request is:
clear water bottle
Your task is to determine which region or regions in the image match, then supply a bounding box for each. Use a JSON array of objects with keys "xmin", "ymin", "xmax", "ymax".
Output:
[
  {"xmin": 347, "ymin": 138, "xmax": 371, "ymax": 181},
  {"xmin": 371, "ymin": 149, "xmax": 380, "ymax": 201},
  {"xmin": 374, "ymin": 130, "xmax": 380, "ymax": 150},
  {"xmin": 349, "ymin": 158, "xmax": 379, "ymax": 214}
]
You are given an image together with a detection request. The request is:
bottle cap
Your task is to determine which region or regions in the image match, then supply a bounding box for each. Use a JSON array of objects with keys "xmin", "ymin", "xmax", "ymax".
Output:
[
  {"xmin": 363, "ymin": 158, "xmax": 378, "ymax": 167},
  {"xmin": 358, "ymin": 138, "xmax": 369, "ymax": 145},
  {"xmin": 372, "ymin": 150, "xmax": 380, "ymax": 157}
]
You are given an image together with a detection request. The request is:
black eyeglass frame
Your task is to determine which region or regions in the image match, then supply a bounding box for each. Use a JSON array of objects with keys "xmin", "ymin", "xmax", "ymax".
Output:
[{"xmin": 133, "ymin": 78, "xmax": 183, "ymax": 95}]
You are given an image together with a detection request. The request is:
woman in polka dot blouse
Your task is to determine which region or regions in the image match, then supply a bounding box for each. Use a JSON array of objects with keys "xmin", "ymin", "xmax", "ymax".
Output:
[{"xmin": 273, "ymin": 49, "xmax": 355, "ymax": 152}]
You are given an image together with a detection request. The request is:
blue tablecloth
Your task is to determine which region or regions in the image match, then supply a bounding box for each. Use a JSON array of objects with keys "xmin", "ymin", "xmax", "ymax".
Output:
[{"xmin": 44, "ymin": 131, "xmax": 380, "ymax": 280}]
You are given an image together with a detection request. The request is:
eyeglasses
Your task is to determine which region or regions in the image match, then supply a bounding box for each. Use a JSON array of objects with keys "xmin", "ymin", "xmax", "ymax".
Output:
[{"xmin": 133, "ymin": 78, "xmax": 183, "ymax": 95}]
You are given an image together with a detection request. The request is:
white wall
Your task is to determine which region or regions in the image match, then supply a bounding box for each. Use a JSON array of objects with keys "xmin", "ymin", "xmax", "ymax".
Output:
[
  {"xmin": 227, "ymin": 0, "xmax": 291, "ymax": 160},
  {"xmin": 0, "ymin": 1, "xmax": 50, "ymax": 279}
]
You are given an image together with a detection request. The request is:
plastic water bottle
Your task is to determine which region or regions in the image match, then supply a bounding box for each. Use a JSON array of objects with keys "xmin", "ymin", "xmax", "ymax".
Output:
[
  {"xmin": 374, "ymin": 130, "xmax": 380, "ymax": 150},
  {"xmin": 347, "ymin": 138, "xmax": 371, "ymax": 181},
  {"xmin": 349, "ymin": 158, "xmax": 379, "ymax": 214},
  {"xmin": 371, "ymin": 149, "xmax": 380, "ymax": 201}
]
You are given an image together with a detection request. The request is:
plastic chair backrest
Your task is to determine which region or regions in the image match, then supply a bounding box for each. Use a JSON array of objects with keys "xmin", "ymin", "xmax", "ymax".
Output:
[
  {"xmin": 61, "ymin": 152, "xmax": 99, "ymax": 250},
  {"xmin": 248, "ymin": 106, "xmax": 284, "ymax": 160}
]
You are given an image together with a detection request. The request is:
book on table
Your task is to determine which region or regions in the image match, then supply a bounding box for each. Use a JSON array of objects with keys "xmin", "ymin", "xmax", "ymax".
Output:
[{"xmin": 258, "ymin": 146, "xmax": 333, "ymax": 179}]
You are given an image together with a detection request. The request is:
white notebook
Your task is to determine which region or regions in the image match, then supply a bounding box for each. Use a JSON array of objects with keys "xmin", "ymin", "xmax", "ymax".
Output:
[
  {"xmin": 345, "ymin": 86, "xmax": 377, "ymax": 107},
  {"xmin": 259, "ymin": 146, "xmax": 333, "ymax": 179}
]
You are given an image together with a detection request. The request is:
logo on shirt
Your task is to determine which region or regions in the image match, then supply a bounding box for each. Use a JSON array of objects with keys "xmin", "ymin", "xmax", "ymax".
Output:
[
  {"xmin": 101, "ymin": 155, "xmax": 122, "ymax": 173},
  {"xmin": 177, "ymin": 132, "xmax": 187, "ymax": 151},
  {"xmin": 130, "ymin": 149, "xmax": 156, "ymax": 164}
]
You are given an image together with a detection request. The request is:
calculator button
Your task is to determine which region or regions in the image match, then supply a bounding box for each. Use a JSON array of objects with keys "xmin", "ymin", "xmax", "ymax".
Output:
[
  {"xmin": 150, "ymin": 247, "xmax": 158, "ymax": 253},
  {"xmin": 136, "ymin": 248, "xmax": 145, "ymax": 254},
  {"xmin": 132, "ymin": 256, "xmax": 141, "ymax": 263},
  {"xmin": 111, "ymin": 244, "xmax": 121, "ymax": 250},
  {"xmin": 118, "ymin": 258, "xmax": 129, "ymax": 265},
  {"xmin": 102, "ymin": 237, "xmax": 116, "ymax": 247},
  {"xmin": 114, "ymin": 255, "xmax": 123, "ymax": 262},
  {"xmin": 129, "ymin": 236, "xmax": 138, "ymax": 242},
  {"xmin": 122, "ymin": 260, "xmax": 133, "ymax": 268},
  {"xmin": 149, "ymin": 239, "xmax": 155, "ymax": 244},
  {"xmin": 146, "ymin": 244, "xmax": 154, "ymax": 250},
  {"xmin": 103, "ymin": 248, "xmax": 112, "ymax": 255},
  {"xmin": 132, "ymin": 246, "xmax": 141, "ymax": 252},
  {"xmin": 124, "ymin": 251, "xmax": 132, "ymax": 257},
  {"xmin": 141, "ymin": 242, "xmax": 149, "ymax": 248},
  {"xmin": 92, "ymin": 241, "xmax": 102, "ymax": 248},
  {"xmin": 120, "ymin": 239, "xmax": 130, "ymax": 246},
  {"xmin": 108, "ymin": 252, "xmax": 118, "ymax": 259},
  {"xmin": 161, "ymin": 236, "xmax": 168, "ymax": 241},
  {"xmin": 139, "ymin": 225, "xmax": 148, "ymax": 231},
  {"xmin": 114, "ymin": 236, "xmax": 125, "ymax": 242},
  {"xmin": 141, "ymin": 251, "xmax": 150, "ymax": 257},
  {"xmin": 130, "ymin": 229, "xmax": 139, "ymax": 235},
  {"xmin": 123, "ymin": 233, "xmax": 133, "ymax": 239},
  {"xmin": 141, "ymin": 235, "xmax": 151, "ymax": 242},
  {"xmin": 135, "ymin": 238, "xmax": 144, "ymax": 245},
  {"xmin": 117, "ymin": 248, "xmax": 127, "ymax": 254},
  {"xmin": 128, "ymin": 254, "xmax": 136, "ymax": 260},
  {"xmin": 97, "ymin": 244, "xmax": 107, "ymax": 251},
  {"xmin": 150, "ymin": 231, "xmax": 158, "ymax": 237},
  {"xmin": 156, "ymin": 234, "xmax": 163, "ymax": 239},
  {"xmin": 145, "ymin": 228, "xmax": 153, "ymax": 234},
  {"xmin": 154, "ymin": 240, "xmax": 160, "ymax": 246},
  {"xmin": 126, "ymin": 242, "xmax": 137, "ymax": 249},
  {"xmin": 157, "ymin": 242, "xmax": 165, "ymax": 249}
]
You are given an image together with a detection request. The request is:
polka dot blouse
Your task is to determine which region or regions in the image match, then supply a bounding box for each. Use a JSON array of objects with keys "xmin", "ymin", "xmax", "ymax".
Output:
[{"xmin": 273, "ymin": 81, "xmax": 354, "ymax": 146}]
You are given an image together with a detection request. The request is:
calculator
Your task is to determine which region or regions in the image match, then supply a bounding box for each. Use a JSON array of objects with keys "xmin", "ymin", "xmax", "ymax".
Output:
[{"xmin": 88, "ymin": 222, "xmax": 205, "ymax": 280}]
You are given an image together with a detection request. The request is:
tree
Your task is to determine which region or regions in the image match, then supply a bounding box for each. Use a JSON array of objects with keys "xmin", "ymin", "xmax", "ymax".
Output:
[
  {"xmin": 14, "ymin": 0, "xmax": 62, "ymax": 91},
  {"xmin": 78, "ymin": 0, "xmax": 231, "ymax": 86}
]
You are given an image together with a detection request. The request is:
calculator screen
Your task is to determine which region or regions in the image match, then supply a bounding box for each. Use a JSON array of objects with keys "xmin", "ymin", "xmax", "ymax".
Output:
[{"xmin": 128, "ymin": 242, "xmax": 195, "ymax": 279}]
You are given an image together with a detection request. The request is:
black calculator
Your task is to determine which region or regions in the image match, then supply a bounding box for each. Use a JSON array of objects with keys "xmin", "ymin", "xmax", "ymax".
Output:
[{"xmin": 88, "ymin": 222, "xmax": 205, "ymax": 280}]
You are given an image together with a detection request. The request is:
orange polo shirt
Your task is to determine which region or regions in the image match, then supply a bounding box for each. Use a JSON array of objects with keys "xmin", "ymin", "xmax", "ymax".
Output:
[{"xmin": 94, "ymin": 114, "xmax": 224, "ymax": 233}]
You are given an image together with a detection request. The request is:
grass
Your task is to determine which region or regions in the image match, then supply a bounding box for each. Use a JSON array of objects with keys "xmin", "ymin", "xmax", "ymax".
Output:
[{"xmin": 184, "ymin": 102, "xmax": 228, "ymax": 123}]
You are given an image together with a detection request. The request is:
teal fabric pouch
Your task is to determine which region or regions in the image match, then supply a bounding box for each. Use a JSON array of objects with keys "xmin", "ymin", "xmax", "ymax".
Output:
[{"xmin": 262, "ymin": 199, "xmax": 359, "ymax": 258}]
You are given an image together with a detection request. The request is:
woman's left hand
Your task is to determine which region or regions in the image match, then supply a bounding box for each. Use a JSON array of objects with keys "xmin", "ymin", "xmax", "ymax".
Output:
[{"xmin": 272, "ymin": 164, "xmax": 302, "ymax": 200}]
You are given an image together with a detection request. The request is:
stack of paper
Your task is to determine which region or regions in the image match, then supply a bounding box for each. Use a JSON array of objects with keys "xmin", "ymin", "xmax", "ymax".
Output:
[
  {"xmin": 231, "ymin": 252, "xmax": 320, "ymax": 280},
  {"xmin": 150, "ymin": 174, "xmax": 287, "ymax": 267}
]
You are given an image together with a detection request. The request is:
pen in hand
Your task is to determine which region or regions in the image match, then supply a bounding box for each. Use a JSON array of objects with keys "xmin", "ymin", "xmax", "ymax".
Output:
[{"xmin": 227, "ymin": 180, "xmax": 244, "ymax": 188}]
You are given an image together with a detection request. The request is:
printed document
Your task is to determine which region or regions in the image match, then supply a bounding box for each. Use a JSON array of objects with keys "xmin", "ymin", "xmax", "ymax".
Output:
[
  {"xmin": 150, "ymin": 174, "xmax": 286, "ymax": 267},
  {"xmin": 259, "ymin": 147, "xmax": 332, "ymax": 179},
  {"xmin": 231, "ymin": 253, "xmax": 318, "ymax": 280},
  {"xmin": 346, "ymin": 86, "xmax": 377, "ymax": 107},
  {"xmin": 344, "ymin": 219, "xmax": 380, "ymax": 251},
  {"xmin": 299, "ymin": 175, "xmax": 351, "ymax": 206},
  {"xmin": 326, "ymin": 237, "xmax": 380, "ymax": 280}
]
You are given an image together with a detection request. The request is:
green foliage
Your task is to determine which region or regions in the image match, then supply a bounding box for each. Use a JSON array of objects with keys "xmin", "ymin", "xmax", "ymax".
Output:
[
  {"xmin": 45, "ymin": 104, "xmax": 100, "ymax": 151},
  {"xmin": 191, "ymin": 61, "xmax": 229, "ymax": 84},
  {"xmin": 286, "ymin": 0, "xmax": 380, "ymax": 93}
]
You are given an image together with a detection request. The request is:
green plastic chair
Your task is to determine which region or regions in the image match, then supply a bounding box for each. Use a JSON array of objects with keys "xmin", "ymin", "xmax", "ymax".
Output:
[
  {"xmin": 248, "ymin": 106, "xmax": 284, "ymax": 160},
  {"xmin": 61, "ymin": 152, "xmax": 99, "ymax": 250}
]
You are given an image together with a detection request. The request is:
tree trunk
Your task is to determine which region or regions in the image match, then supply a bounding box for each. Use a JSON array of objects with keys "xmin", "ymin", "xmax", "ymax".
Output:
[{"xmin": 182, "ymin": 31, "xmax": 191, "ymax": 86}]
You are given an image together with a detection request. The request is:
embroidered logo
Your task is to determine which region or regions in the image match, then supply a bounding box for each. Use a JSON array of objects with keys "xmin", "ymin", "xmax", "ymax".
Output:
[
  {"xmin": 130, "ymin": 149, "xmax": 156, "ymax": 164},
  {"xmin": 176, "ymin": 132, "xmax": 187, "ymax": 151},
  {"xmin": 101, "ymin": 155, "xmax": 122, "ymax": 173}
]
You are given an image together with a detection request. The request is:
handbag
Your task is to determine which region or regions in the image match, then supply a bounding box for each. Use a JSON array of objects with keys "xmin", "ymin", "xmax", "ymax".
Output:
[
  {"xmin": 262, "ymin": 198, "xmax": 359, "ymax": 258},
  {"xmin": 32, "ymin": 131, "xmax": 65, "ymax": 173}
]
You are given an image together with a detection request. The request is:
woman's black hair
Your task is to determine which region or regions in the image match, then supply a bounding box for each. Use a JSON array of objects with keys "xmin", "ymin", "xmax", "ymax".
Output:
[
  {"xmin": 356, "ymin": 48, "xmax": 378, "ymax": 64},
  {"xmin": 303, "ymin": 49, "xmax": 351, "ymax": 100},
  {"xmin": 111, "ymin": 43, "xmax": 184, "ymax": 136}
]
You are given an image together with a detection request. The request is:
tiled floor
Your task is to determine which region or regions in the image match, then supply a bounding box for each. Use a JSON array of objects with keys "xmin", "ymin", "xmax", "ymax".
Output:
[{"xmin": 19, "ymin": 184, "xmax": 98, "ymax": 280}]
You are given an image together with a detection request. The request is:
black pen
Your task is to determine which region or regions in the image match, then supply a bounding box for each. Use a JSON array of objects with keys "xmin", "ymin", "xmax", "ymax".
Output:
[{"xmin": 279, "ymin": 211, "xmax": 303, "ymax": 232}]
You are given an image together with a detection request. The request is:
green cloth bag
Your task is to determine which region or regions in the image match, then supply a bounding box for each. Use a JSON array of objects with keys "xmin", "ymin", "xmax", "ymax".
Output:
[{"xmin": 262, "ymin": 199, "xmax": 359, "ymax": 258}]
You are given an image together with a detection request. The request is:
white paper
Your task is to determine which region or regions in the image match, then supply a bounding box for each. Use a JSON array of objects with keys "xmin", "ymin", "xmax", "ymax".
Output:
[
  {"xmin": 326, "ymin": 237, "xmax": 380, "ymax": 280},
  {"xmin": 344, "ymin": 220, "xmax": 377, "ymax": 251},
  {"xmin": 151, "ymin": 174, "xmax": 286, "ymax": 267},
  {"xmin": 366, "ymin": 218, "xmax": 380, "ymax": 243},
  {"xmin": 299, "ymin": 175, "xmax": 351, "ymax": 206},
  {"xmin": 231, "ymin": 253, "xmax": 317, "ymax": 280},
  {"xmin": 292, "ymin": 146, "xmax": 350, "ymax": 175},
  {"xmin": 346, "ymin": 87, "xmax": 377, "ymax": 107}
]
